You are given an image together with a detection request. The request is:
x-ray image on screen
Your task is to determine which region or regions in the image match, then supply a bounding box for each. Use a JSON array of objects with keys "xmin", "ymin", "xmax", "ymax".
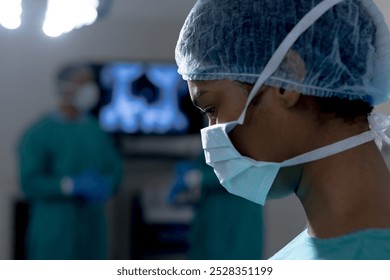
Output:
[{"xmin": 97, "ymin": 62, "xmax": 202, "ymax": 135}]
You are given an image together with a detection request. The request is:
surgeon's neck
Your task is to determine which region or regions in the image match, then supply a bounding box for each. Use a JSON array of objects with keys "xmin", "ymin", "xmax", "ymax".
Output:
[
  {"xmin": 59, "ymin": 104, "xmax": 81, "ymax": 121},
  {"xmin": 296, "ymin": 139, "xmax": 390, "ymax": 239}
]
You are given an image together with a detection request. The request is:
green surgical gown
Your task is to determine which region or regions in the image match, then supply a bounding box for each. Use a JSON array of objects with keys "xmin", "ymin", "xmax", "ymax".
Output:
[
  {"xmin": 18, "ymin": 113, "xmax": 123, "ymax": 260},
  {"xmin": 187, "ymin": 153, "xmax": 264, "ymax": 260},
  {"xmin": 270, "ymin": 228, "xmax": 390, "ymax": 260}
]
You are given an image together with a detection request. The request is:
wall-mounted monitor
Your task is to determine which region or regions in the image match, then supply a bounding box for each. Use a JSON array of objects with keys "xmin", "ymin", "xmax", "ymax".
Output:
[{"xmin": 88, "ymin": 62, "xmax": 204, "ymax": 136}]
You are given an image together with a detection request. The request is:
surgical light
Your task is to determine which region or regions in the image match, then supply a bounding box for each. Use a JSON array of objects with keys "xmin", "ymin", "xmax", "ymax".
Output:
[
  {"xmin": 0, "ymin": 0, "xmax": 22, "ymax": 30},
  {"xmin": 42, "ymin": 0, "xmax": 100, "ymax": 37}
]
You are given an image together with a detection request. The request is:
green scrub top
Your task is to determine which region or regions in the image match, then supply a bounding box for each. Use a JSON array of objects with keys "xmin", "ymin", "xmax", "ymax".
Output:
[
  {"xmin": 187, "ymin": 153, "xmax": 264, "ymax": 260},
  {"xmin": 270, "ymin": 228, "xmax": 390, "ymax": 260},
  {"xmin": 18, "ymin": 113, "xmax": 123, "ymax": 260}
]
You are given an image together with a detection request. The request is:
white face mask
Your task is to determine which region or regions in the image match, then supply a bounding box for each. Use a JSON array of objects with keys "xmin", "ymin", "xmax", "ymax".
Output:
[
  {"xmin": 200, "ymin": 0, "xmax": 389, "ymax": 205},
  {"xmin": 73, "ymin": 83, "xmax": 99, "ymax": 112}
]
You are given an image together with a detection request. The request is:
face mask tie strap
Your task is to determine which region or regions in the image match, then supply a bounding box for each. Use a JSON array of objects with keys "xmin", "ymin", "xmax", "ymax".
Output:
[
  {"xmin": 280, "ymin": 131, "xmax": 375, "ymax": 167},
  {"xmin": 282, "ymin": 112, "xmax": 390, "ymax": 167}
]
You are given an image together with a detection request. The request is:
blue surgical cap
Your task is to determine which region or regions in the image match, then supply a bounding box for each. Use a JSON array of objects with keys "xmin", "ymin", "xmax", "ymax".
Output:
[{"xmin": 175, "ymin": 0, "xmax": 390, "ymax": 105}]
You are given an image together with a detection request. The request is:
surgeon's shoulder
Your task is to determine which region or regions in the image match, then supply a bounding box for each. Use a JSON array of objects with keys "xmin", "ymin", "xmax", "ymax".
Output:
[
  {"xmin": 85, "ymin": 115, "xmax": 116, "ymax": 142},
  {"xmin": 22, "ymin": 114, "xmax": 56, "ymax": 136},
  {"xmin": 17, "ymin": 114, "xmax": 58, "ymax": 150}
]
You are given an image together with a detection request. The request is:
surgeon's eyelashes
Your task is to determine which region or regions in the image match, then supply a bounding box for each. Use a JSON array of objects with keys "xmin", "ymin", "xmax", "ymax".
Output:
[{"xmin": 199, "ymin": 106, "xmax": 216, "ymax": 121}]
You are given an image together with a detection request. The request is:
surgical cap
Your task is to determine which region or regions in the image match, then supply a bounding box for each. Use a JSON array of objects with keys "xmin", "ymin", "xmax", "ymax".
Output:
[
  {"xmin": 57, "ymin": 64, "xmax": 95, "ymax": 83},
  {"xmin": 175, "ymin": 0, "xmax": 390, "ymax": 105},
  {"xmin": 56, "ymin": 64, "xmax": 96, "ymax": 95}
]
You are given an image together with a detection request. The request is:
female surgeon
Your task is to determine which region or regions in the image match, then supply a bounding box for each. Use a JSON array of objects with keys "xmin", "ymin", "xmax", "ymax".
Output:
[{"xmin": 175, "ymin": 0, "xmax": 390, "ymax": 259}]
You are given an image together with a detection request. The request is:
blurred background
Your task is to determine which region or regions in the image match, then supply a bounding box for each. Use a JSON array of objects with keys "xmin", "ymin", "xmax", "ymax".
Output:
[{"xmin": 1, "ymin": 0, "xmax": 390, "ymax": 260}]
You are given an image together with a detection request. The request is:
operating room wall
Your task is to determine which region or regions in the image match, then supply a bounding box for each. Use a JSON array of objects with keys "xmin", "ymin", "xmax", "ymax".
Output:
[{"xmin": 1, "ymin": 0, "xmax": 390, "ymax": 260}]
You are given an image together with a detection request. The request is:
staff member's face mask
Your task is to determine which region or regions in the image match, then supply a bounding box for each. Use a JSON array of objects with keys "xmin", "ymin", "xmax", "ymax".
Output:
[
  {"xmin": 73, "ymin": 83, "xmax": 99, "ymax": 112},
  {"xmin": 199, "ymin": 0, "xmax": 381, "ymax": 205},
  {"xmin": 61, "ymin": 81, "xmax": 100, "ymax": 112}
]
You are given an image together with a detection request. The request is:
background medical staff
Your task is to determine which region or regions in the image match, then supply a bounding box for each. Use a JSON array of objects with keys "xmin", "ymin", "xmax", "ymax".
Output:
[{"xmin": 17, "ymin": 64, "xmax": 123, "ymax": 260}]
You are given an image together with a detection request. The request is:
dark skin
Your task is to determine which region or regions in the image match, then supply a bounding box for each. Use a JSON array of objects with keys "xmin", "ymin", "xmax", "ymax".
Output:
[{"xmin": 189, "ymin": 79, "xmax": 390, "ymax": 238}]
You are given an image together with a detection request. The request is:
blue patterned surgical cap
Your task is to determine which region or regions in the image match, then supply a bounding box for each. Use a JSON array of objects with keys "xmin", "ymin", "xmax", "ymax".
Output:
[{"xmin": 175, "ymin": 0, "xmax": 390, "ymax": 105}]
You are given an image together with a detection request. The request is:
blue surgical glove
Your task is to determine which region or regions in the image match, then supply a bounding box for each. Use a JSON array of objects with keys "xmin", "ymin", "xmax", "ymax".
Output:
[
  {"xmin": 68, "ymin": 169, "xmax": 110, "ymax": 202},
  {"xmin": 166, "ymin": 161, "xmax": 198, "ymax": 204}
]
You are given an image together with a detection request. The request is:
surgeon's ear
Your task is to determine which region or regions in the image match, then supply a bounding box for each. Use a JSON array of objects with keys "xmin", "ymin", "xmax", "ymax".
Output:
[
  {"xmin": 282, "ymin": 49, "xmax": 306, "ymax": 80},
  {"xmin": 276, "ymin": 49, "xmax": 305, "ymax": 108},
  {"xmin": 277, "ymin": 88, "xmax": 301, "ymax": 108}
]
